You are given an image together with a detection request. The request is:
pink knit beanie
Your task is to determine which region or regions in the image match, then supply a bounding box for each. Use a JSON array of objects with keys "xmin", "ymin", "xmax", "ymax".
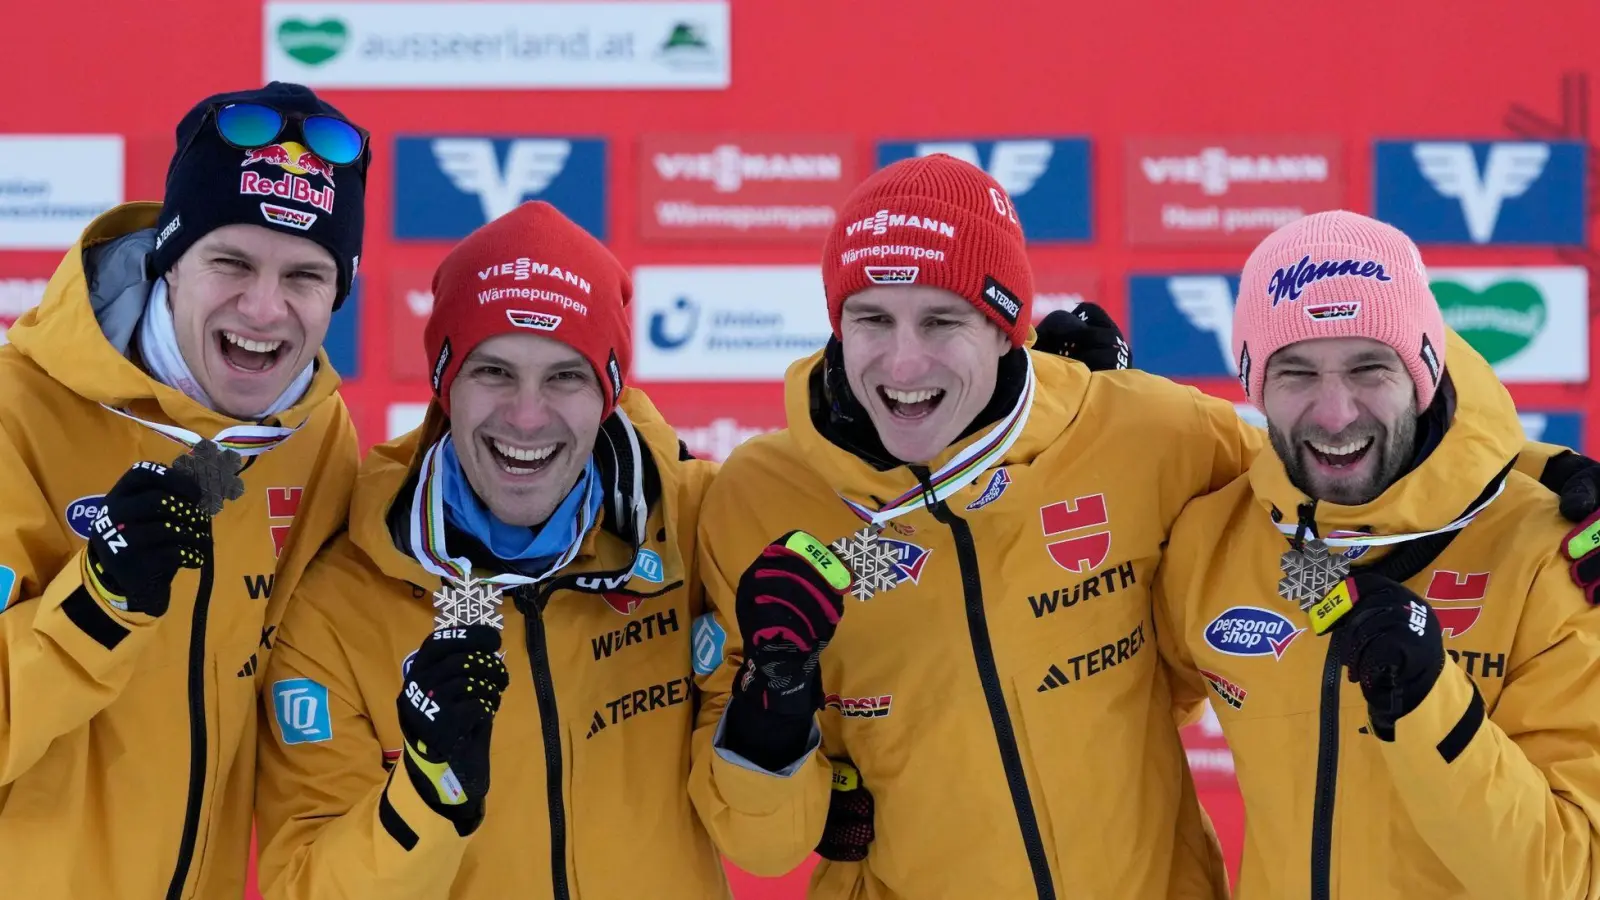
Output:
[{"xmin": 1234, "ymin": 210, "xmax": 1445, "ymax": 412}]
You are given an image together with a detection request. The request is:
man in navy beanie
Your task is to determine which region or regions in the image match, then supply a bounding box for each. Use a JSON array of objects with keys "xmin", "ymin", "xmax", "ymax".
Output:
[{"xmin": 0, "ymin": 82, "xmax": 366, "ymax": 898}]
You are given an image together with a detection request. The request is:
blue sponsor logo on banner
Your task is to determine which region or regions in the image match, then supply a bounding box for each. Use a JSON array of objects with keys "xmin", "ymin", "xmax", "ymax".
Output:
[
  {"xmin": 394, "ymin": 137, "xmax": 608, "ymax": 241},
  {"xmin": 1128, "ymin": 274, "xmax": 1241, "ymax": 379},
  {"xmin": 1373, "ymin": 140, "xmax": 1586, "ymax": 246},
  {"xmin": 1521, "ymin": 412, "xmax": 1585, "ymax": 454},
  {"xmin": 0, "ymin": 566, "xmax": 15, "ymax": 612},
  {"xmin": 876, "ymin": 138, "xmax": 1093, "ymax": 242},
  {"xmin": 324, "ymin": 276, "xmax": 360, "ymax": 378}
]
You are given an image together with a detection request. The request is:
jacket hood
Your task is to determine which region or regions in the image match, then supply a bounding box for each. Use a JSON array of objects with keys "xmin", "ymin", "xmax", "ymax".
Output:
[
  {"xmin": 1247, "ymin": 328, "xmax": 1522, "ymax": 538},
  {"xmin": 347, "ymin": 389, "xmax": 690, "ymax": 601},
  {"xmin": 784, "ymin": 347, "xmax": 1090, "ymax": 507},
  {"xmin": 6, "ymin": 202, "xmax": 342, "ymax": 432}
]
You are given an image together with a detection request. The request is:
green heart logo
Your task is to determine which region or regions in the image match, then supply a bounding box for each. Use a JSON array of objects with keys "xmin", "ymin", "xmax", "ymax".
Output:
[
  {"xmin": 1431, "ymin": 279, "xmax": 1546, "ymax": 364},
  {"xmin": 277, "ymin": 18, "xmax": 348, "ymax": 66}
]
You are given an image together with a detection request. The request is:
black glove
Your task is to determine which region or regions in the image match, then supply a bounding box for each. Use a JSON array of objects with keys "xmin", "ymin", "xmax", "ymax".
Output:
[
  {"xmin": 816, "ymin": 758, "xmax": 875, "ymax": 862},
  {"xmin": 1032, "ymin": 303, "xmax": 1131, "ymax": 372},
  {"xmin": 722, "ymin": 531, "xmax": 850, "ymax": 770},
  {"xmin": 1335, "ymin": 572, "xmax": 1445, "ymax": 741},
  {"xmin": 83, "ymin": 460, "xmax": 211, "ymax": 617},
  {"xmin": 1540, "ymin": 450, "xmax": 1600, "ymax": 604},
  {"xmin": 396, "ymin": 625, "xmax": 509, "ymax": 834}
]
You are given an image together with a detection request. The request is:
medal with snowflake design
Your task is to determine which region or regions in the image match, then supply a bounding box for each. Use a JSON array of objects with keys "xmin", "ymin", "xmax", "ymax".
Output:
[
  {"xmin": 172, "ymin": 439, "xmax": 245, "ymax": 517},
  {"xmin": 1277, "ymin": 538, "xmax": 1349, "ymax": 610},
  {"xmin": 432, "ymin": 575, "xmax": 506, "ymax": 630},
  {"xmin": 828, "ymin": 527, "xmax": 904, "ymax": 602}
]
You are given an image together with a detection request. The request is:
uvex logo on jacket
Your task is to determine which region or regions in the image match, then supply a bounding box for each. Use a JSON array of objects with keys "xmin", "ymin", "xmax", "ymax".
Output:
[{"xmin": 1040, "ymin": 494, "xmax": 1112, "ymax": 573}]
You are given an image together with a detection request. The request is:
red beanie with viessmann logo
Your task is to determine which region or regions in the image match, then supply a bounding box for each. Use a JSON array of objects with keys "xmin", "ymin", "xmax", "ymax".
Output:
[
  {"xmin": 820, "ymin": 153, "xmax": 1034, "ymax": 345},
  {"xmin": 424, "ymin": 201, "xmax": 632, "ymax": 417}
]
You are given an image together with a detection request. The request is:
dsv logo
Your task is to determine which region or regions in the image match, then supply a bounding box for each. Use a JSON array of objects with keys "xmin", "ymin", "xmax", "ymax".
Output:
[{"xmin": 648, "ymin": 296, "xmax": 700, "ymax": 350}]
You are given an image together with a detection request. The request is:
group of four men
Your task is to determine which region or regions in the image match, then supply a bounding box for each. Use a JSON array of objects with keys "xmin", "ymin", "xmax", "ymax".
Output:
[{"xmin": 4, "ymin": 81, "xmax": 1600, "ymax": 899}]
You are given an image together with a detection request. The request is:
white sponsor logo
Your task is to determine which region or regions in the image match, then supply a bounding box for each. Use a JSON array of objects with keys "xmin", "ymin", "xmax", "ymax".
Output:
[
  {"xmin": 633, "ymin": 265, "xmax": 830, "ymax": 381},
  {"xmin": 840, "ymin": 245, "xmax": 946, "ymax": 266},
  {"xmin": 0, "ymin": 136, "xmax": 123, "ymax": 249},
  {"xmin": 265, "ymin": 1, "xmax": 730, "ymax": 90},
  {"xmin": 1169, "ymin": 276, "xmax": 1239, "ymax": 374},
  {"xmin": 507, "ymin": 309, "xmax": 562, "ymax": 331},
  {"xmin": 260, "ymin": 202, "xmax": 317, "ymax": 230},
  {"xmin": 477, "ymin": 257, "xmax": 592, "ymax": 294},
  {"xmin": 653, "ymin": 145, "xmax": 842, "ymax": 193},
  {"xmin": 1140, "ymin": 147, "xmax": 1330, "ymax": 196},
  {"xmin": 677, "ymin": 417, "xmax": 775, "ymax": 461},
  {"xmin": 1414, "ymin": 142, "xmax": 1549, "ymax": 243},
  {"xmin": 845, "ymin": 209, "xmax": 956, "ymax": 239},
  {"xmin": 406, "ymin": 290, "xmax": 433, "ymax": 317},
  {"xmin": 156, "ymin": 215, "xmax": 182, "ymax": 249},
  {"xmin": 654, "ymin": 201, "xmax": 835, "ymax": 231},
  {"xmin": 435, "ymin": 138, "xmax": 572, "ymax": 222}
]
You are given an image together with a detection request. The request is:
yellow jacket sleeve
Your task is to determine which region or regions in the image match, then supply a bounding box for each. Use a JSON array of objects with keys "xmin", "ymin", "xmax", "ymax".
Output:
[
  {"xmin": 1515, "ymin": 440, "xmax": 1571, "ymax": 484},
  {"xmin": 256, "ymin": 583, "xmax": 468, "ymax": 900},
  {"xmin": 1191, "ymin": 389, "xmax": 1267, "ymax": 492},
  {"xmin": 687, "ymin": 495, "xmax": 833, "ymax": 878},
  {"xmin": 1381, "ymin": 551, "xmax": 1600, "ymax": 899},
  {"xmin": 0, "ymin": 430, "xmax": 164, "ymax": 786}
]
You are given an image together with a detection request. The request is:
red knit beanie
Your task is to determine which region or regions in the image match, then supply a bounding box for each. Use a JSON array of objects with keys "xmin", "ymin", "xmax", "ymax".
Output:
[
  {"xmin": 821, "ymin": 154, "xmax": 1033, "ymax": 345},
  {"xmin": 425, "ymin": 201, "xmax": 632, "ymax": 417}
]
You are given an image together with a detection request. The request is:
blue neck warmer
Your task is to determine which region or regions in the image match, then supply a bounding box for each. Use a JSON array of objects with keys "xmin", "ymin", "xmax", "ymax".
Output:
[{"xmin": 439, "ymin": 437, "xmax": 603, "ymax": 569}]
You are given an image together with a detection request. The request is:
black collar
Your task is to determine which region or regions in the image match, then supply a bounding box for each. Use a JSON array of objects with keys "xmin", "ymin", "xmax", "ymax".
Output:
[{"xmin": 808, "ymin": 337, "xmax": 1028, "ymax": 472}]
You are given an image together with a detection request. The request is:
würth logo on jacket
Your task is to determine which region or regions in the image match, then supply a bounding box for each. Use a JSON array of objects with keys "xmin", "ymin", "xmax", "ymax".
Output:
[
  {"xmin": 268, "ymin": 487, "xmax": 303, "ymax": 559},
  {"xmin": 1425, "ymin": 570, "xmax": 1489, "ymax": 638},
  {"xmin": 1040, "ymin": 495, "xmax": 1112, "ymax": 573}
]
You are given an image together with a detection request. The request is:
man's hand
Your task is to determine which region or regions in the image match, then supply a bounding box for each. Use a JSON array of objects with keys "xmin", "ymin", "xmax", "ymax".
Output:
[
  {"xmin": 732, "ymin": 531, "xmax": 852, "ymax": 717},
  {"xmin": 1032, "ymin": 303, "xmax": 1131, "ymax": 372},
  {"xmin": 1541, "ymin": 450, "xmax": 1600, "ymax": 604},
  {"xmin": 83, "ymin": 461, "xmax": 211, "ymax": 617},
  {"xmin": 1335, "ymin": 572, "xmax": 1446, "ymax": 741},
  {"xmin": 396, "ymin": 625, "xmax": 509, "ymax": 834}
]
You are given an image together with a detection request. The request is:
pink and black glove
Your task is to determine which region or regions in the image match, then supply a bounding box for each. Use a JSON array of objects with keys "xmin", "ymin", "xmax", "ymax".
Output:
[{"xmin": 723, "ymin": 531, "xmax": 851, "ymax": 770}]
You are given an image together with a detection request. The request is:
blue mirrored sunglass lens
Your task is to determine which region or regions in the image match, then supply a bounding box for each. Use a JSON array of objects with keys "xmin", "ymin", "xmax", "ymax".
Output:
[
  {"xmin": 215, "ymin": 104, "xmax": 284, "ymax": 148},
  {"xmin": 302, "ymin": 116, "xmax": 363, "ymax": 165}
]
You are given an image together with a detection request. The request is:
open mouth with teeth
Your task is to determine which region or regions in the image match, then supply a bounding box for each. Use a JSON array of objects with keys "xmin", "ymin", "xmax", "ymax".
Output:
[
  {"xmin": 877, "ymin": 386, "xmax": 946, "ymax": 420},
  {"xmin": 1305, "ymin": 437, "xmax": 1374, "ymax": 470},
  {"xmin": 485, "ymin": 437, "xmax": 562, "ymax": 476},
  {"xmin": 218, "ymin": 330, "xmax": 287, "ymax": 373}
]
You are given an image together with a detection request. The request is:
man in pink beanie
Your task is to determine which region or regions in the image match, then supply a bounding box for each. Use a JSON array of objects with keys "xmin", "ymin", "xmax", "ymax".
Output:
[{"xmin": 1155, "ymin": 210, "xmax": 1600, "ymax": 898}]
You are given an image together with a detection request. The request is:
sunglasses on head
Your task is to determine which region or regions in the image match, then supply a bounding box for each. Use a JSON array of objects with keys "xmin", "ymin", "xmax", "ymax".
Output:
[{"xmin": 203, "ymin": 101, "xmax": 368, "ymax": 167}]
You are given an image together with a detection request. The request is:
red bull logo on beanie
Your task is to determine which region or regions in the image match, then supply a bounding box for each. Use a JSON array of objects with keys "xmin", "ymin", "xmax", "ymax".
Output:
[
  {"xmin": 1204, "ymin": 606, "xmax": 1303, "ymax": 659},
  {"xmin": 241, "ymin": 141, "xmax": 336, "ymax": 214},
  {"xmin": 1267, "ymin": 254, "xmax": 1391, "ymax": 306}
]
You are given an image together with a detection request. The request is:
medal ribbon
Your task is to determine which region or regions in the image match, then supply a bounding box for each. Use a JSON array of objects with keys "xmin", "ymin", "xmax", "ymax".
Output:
[
  {"xmin": 838, "ymin": 353, "xmax": 1037, "ymax": 529},
  {"xmin": 408, "ymin": 434, "xmax": 595, "ymax": 587},
  {"xmin": 102, "ymin": 404, "xmax": 301, "ymax": 457},
  {"xmin": 1272, "ymin": 477, "xmax": 1505, "ymax": 548}
]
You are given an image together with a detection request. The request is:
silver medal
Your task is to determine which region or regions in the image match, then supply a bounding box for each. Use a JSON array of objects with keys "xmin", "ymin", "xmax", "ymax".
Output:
[
  {"xmin": 172, "ymin": 439, "xmax": 246, "ymax": 517},
  {"xmin": 828, "ymin": 527, "xmax": 904, "ymax": 602},
  {"xmin": 432, "ymin": 575, "xmax": 506, "ymax": 630}
]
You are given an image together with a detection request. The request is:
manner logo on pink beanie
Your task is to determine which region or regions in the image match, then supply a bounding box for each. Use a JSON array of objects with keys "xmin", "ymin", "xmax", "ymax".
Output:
[{"xmin": 1234, "ymin": 210, "xmax": 1446, "ymax": 412}]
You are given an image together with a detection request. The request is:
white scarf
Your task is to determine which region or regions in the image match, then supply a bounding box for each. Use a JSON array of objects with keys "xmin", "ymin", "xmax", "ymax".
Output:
[{"xmin": 138, "ymin": 278, "xmax": 314, "ymax": 419}]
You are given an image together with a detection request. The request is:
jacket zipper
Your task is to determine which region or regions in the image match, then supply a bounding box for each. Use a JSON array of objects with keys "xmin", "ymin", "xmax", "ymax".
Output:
[
  {"xmin": 927, "ymin": 490, "xmax": 1056, "ymax": 900},
  {"xmin": 518, "ymin": 587, "xmax": 571, "ymax": 900},
  {"xmin": 164, "ymin": 557, "xmax": 214, "ymax": 900},
  {"xmin": 1310, "ymin": 629, "xmax": 1343, "ymax": 900}
]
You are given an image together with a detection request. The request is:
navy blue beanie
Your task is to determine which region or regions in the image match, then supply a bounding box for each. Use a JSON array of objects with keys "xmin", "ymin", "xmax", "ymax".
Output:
[{"xmin": 149, "ymin": 82, "xmax": 370, "ymax": 309}]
